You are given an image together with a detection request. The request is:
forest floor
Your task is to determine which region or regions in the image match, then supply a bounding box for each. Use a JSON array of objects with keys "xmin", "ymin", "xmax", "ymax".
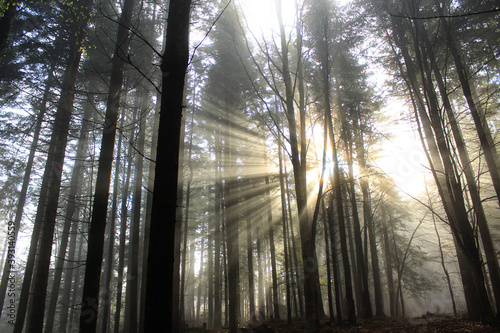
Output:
[{"xmin": 187, "ymin": 315, "xmax": 499, "ymax": 332}]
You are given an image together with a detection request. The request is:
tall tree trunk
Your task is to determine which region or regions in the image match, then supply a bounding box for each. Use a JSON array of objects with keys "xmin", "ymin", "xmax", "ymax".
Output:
[
  {"xmin": 79, "ymin": 0, "xmax": 136, "ymax": 329},
  {"xmin": 196, "ymin": 228, "xmax": 205, "ymax": 324},
  {"xmin": 328, "ymin": 100, "xmax": 356, "ymax": 325},
  {"xmin": 391, "ymin": 13, "xmax": 493, "ymax": 322},
  {"xmin": 277, "ymin": 0, "xmax": 319, "ymax": 330},
  {"xmin": 381, "ymin": 209, "xmax": 396, "ymax": 317},
  {"xmin": 226, "ymin": 157, "xmax": 240, "ymax": 332},
  {"xmin": 114, "ymin": 137, "xmax": 134, "ymax": 333},
  {"xmin": 417, "ymin": 17, "xmax": 500, "ymax": 318},
  {"xmin": 327, "ymin": 193, "xmax": 343, "ymax": 324},
  {"xmin": 100, "ymin": 116, "xmax": 125, "ymax": 333},
  {"xmin": 180, "ymin": 111, "xmax": 195, "ymax": 325},
  {"xmin": 124, "ymin": 108, "xmax": 146, "ymax": 333},
  {"xmin": 18, "ymin": 1, "xmax": 93, "ymax": 331},
  {"xmin": 436, "ymin": 2, "xmax": 500, "ymax": 208},
  {"xmin": 139, "ymin": 95, "xmax": 160, "ymax": 333},
  {"xmin": 44, "ymin": 100, "xmax": 92, "ymax": 333},
  {"xmin": 355, "ymin": 117, "xmax": 384, "ymax": 317},
  {"xmin": 266, "ymin": 176, "xmax": 280, "ymax": 320},
  {"xmin": 247, "ymin": 213, "xmax": 256, "ymax": 323},
  {"xmin": 322, "ymin": 200, "xmax": 335, "ymax": 323},
  {"xmin": 257, "ymin": 226, "xmax": 266, "ymax": 322},
  {"xmin": 285, "ymin": 168, "xmax": 305, "ymax": 318},
  {"xmin": 213, "ymin": 122, "xmax": 223, "ymax": 329},
  {"xmin": 344, "ymin": 110, "xmax": 372, "ymax": 320},
  {"xmin": 57, "ymin": 209, "xmax": 82, "ymax": 331},
  {"xmin": 429, "ymin": 199, "xmax": 458, "ymax": 317},
  {"xmin": 278, "ymin": 139, "xmax": 292, "ymax": 323},
  {"xmin": 0, "ymin": 68, "xmax": 52, "ymax": 318},
  {"xmin": 144, "ymin": 0, "xmax": 192, "ymax": 329}
]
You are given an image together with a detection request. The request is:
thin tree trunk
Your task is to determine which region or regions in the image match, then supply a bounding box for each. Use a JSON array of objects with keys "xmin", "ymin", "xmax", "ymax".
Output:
[
  {"xmin": 322, "ymin": 199, "xmax": 335, "ymax": 323},
  {"xmin": 278, "ymin": 140, "xmax": 292, "ymax": 323},
  {"xmin": 100, "ymin": 116, "xmax": 125, "ymax": 333},
  {"xmin": 18, "ymin": 1, "xmax": 93, "ymax": 330},
  {"xmin": 417, "ymin": 18, "xmax": 500, "ymax": 318},
  {"xmin": 277, "ymin": 0, "xmax": 319, "ymax": 330},
  {"xmin": 381, "ymin": 209, "xmax": 396, "ymax": 317},
  {"xmin": 391, "ymin": 14, "xmax": 493, "ymax": 321},
  {"xmin": 257, "ymin": 226, "xmax": 266, "ymax": 322},
  {"xmin": 436, "ymin": 1, "xmax": 500, "ymax": 208},
  {"xmin": 355, "ymin": 119, "xmax": 384, "ymax": 317},
  {"xmin": 180, "ymin": 111, "xmax": 195, "ymax": 326},
  {"xmin": 124, "ymin": 109, "xmax": 146, "ymax": 333},
  {"xmin": 196, "ymin": 228, "xmax": 205, "ymax": 324},
  {"xmin": 0, "ymin": 68, "xmax": 52, "ymax": 318},
  {"xmin": 79, "ymin": 0, "xmax": 136, "ymax": 329},
  {"xmin": 285, "ymin": 169, "xmax": 305, "ymax": 318},
  {"xmin": 247, "ymin": 213, "xmax": 256, "ymax": 323},
  {"xmin": 114, "ymin": 139, "xmax": 134, "ymax": 333},
  {"xmin": 343, "ymin": 109, "xmax": 372, "ymax": 320},
  {"xmin": 430, "ymin": 201, "xmax": 458, "ymax": 316},
  {"xmin": 266, "ymin": 176, "xmax": 280, "ymax": 320},
  {"xmin": 213, "ymin": 122, "xmax": 223, "ymax": 329},
  {"xmin": 327, "ymin": 193, "xmax": 343, "ymax": 324}
]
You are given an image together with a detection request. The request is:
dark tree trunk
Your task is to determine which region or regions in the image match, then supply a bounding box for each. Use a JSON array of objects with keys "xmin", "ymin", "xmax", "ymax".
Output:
[
  {"xmin": 180, "ymin": 112, "xmax": 195, "ymax": 325},
  {"xmin": 143, "ymin": 0, "xmax": 192, "ymax": 331},
  {"xmin": 277, "ymin": 0, "xmax": 319, "ymax": 330},
  {"xmin": 100, "ymin": 116, "xmax": 125, "ymax": 333},
  {"xmin": 322, "ymin": 200, "xmax": 335, "ymax": 323},
  {"xmin": 391, "ymin": 13, "xmax": 493, "ymax": 322},
  {"xmin": 381, "ymin": 209, "xmax": 396, "ymax": 317},
  {"xmin": 124, "ymin": 109, "xmax": 146, "ymax": 333},
  {"xmin": 416, "ymin": 16, "xmax": 500, "ymax": 318},
  {"xmin": 247, "ymin": 214, "xmax": 256, "ymax": 323},
  {"xmin": 278, "ymin": 139, "xmax": 292, "ymax": 323},
  {"xmin": 355, "ymin": 119, "xmax": 384, "ymax": 317},
  {"xmin": 114, "ymin": 137, "xmax": 134, "ymax": 333},
  {"xmin": 0, "ymin": 68, "xmax": 52, "ymax": 318},
  {"xmin": 79, "ymin": 0, "xmax": 135, "ymax": 329},
  {"xmin": 18, "ymin": 1, "xmax": 93, "ymax": 331},
  {"xmin": 327, "ymin": 193, "xmax": 343, "ymax": 324},
  {"xmin": 44, "ymin": 100, "xmax": 92, "ymax": 333},
  {"xmin": 266, "ymin": 176, "xmax": 280, "ymax": 320}
]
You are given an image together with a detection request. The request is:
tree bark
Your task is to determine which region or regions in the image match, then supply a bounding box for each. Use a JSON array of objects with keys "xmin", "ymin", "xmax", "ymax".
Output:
[
  {"xmin": 0, "ymin": 68, "xmax": 52, "ymax": 318},
  {"xmin": 124, "ymin": 108, "xmax": 146, "ymax": 333},
  {"xmin": 143, "ymin": 0, "xmax": 192, "ymax": 331},
  {"xmin": 99, "ymin": 116, "xmax": 125, "ymax": 333},
  {"xmin": 114, "ymin": 136, "xmax": 134, "ymax": 333},
  {"xmin": 44, "ymin": 100, "xmax": 92, "ymax": 333},
  {"xmin": 277, "ymin": 0, "xmax": 319, "ymax": 330},
  {"xmin": 18, "ymin": 1, "xmax": 93, "ymax": 331},
  {"xmin": 278, "ymin": 139, "xmax": 292, "ymax": 323},
  {"xmin": 266, "ymin": 176, "xmax": 281, "ymax": 320},
  {"xmin": 78, "ymin": 0, "xmax": 135, "ymax": 329}
]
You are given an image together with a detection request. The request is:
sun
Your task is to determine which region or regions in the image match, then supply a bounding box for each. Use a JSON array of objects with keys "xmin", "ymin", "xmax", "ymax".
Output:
[
  {"xmin": 374, "ymin": 130, "xmax": 429, "ymax": 196},
  {"xmin": 236, "ymin": 0, "xmax": 297, "ymax": 37}
]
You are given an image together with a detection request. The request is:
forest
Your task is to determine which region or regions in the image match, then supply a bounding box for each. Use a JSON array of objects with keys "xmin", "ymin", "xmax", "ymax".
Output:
[{"xmin": 0, "ymin": 0, "xmax": 499, "ymax": 332}]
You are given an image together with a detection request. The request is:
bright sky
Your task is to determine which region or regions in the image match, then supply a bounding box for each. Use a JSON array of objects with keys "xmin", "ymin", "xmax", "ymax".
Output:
[
  {"xmin": 236, "ymin": 0, "xmax": 353, "ymax": 37},
  {"xmin": 233, "ymin": 0, "xmax": 428, "ymax": 197},
  {"xmin": 236, "ymin": 0, "xmax": 296, "ymax": 37},
  {"xmin": 373, "ymin": 101, "xmax": 429, "ymax": 197}
]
